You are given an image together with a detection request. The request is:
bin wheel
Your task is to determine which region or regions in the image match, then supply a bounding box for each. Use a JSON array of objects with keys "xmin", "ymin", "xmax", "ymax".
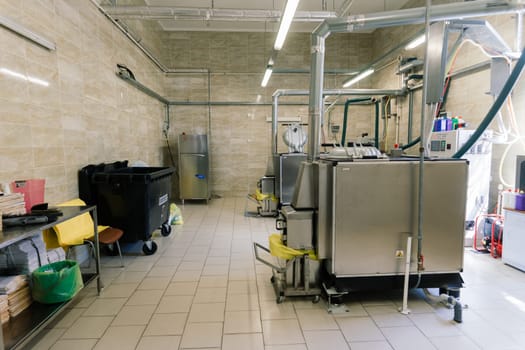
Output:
[
  {"xmin": 270, "ymin": 276, "xmax": 275, "ymax": 284},
  {"xmin": 142, "ymin": 241, "xmax": 158, "ymax": 255},
  {"xmin": 161, "ymin": 223, "xmax": 172, "ymax": 237},
  {"xmin": 312, "ymin": 295, "xmax": 321, "ymax": 304},
  {"xmin": 276, "ymin": 295, "xmax": 285, "ymax": 304}
]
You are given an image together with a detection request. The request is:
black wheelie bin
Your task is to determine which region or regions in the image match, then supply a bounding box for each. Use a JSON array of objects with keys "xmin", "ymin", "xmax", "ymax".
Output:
[{"xmin": 80, "ymin": 164, "xmax": 174, "ymax": 255}]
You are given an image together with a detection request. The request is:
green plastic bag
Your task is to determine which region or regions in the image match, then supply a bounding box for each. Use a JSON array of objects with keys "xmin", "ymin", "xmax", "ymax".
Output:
[{"xmin": 32, "ymin": 260, "xmax": 84, "ymax": 304}]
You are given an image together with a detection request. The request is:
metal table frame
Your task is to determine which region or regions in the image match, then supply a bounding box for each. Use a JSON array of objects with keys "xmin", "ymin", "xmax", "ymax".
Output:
[{"xmin": 0, "ymin": 205, "xmax": 102, "ymax": 350}]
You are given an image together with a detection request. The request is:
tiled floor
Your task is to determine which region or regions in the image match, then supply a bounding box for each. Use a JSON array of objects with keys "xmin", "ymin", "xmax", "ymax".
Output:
[{"xmin": 25, "ymin": 198, "xmax": 525, "ymax": 350}]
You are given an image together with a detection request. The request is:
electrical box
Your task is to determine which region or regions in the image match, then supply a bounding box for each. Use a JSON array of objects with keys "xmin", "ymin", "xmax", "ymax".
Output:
[{"xmin": 428, "ymin": 129, "xmax": 491, "ymax": 158}]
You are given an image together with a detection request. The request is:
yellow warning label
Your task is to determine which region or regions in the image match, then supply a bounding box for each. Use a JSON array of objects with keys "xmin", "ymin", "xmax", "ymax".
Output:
[{"xmin": 395, "ymin": 250, "xmax": 404, "ymax": 258}]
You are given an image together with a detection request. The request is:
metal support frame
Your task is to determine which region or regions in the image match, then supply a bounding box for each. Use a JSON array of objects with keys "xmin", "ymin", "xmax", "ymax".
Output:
[
  {"xmin": 307, "ymin": 0, "xmax": 525, "ymax": 161},
  {"xmin": 272, "ymin": 88, "xmax": 405, "ymax": 155}
]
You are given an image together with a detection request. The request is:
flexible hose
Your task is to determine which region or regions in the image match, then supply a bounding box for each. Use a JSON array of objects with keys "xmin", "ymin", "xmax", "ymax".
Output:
[
  {"xmin": 341, "ymin": 97, "xmax": 373, "ymax": 146},
  {"xmin": 453, "ymin": 45, "xmax": 525, "ymax": 158},
  {"xmin": 400, "ymin": 136, "xmax": 421, "ymax": 150}
]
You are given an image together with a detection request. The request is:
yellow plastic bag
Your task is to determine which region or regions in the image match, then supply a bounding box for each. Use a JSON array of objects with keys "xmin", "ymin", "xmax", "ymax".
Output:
[
  {"xmin": 268, "ymin": 234, "xmax": 317, "ymax": 260},
  {"xmin": 169, "ymin": 203, "xmax": 184, "ymax": 225}
]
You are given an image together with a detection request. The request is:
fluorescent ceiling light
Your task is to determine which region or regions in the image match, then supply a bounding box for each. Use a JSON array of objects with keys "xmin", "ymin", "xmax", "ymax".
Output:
[
  {"xmin": 274, "ymin": 0, "xmax": 300, "ymax": 50},
  {"xmin": 405, "ymin": 34, "xmax": 426, "ymax": 50},
  {"xmin": 342, "ymin": 68, "xmax": 374, "ymax": 88},
  {"xmin": 0, "ymin": 67, "xmax": 49, "ymax": 87},
  {"xmin": 261, "ymin": 67, "xmax": 273, "ymax": 87}
]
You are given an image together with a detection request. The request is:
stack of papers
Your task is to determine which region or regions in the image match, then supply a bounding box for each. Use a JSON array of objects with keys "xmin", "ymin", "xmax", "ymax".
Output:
[
  {"xmin": 0, "ymin": 275, "xmax": 31, "ymax": 319},
  {"xmin": 7, "ymin": 284, "xmax": 32, "ymax": 317},
  {"xmin": 0, "ymin": 235, "xmax": 49, "ymax": 274},
  {"xmin": 0, "ymin": 295, "xmax": 8, "ymax": 324},
  {"xmin": 0, "ymin": 193, "xmax": 26, "ymax": 216}
]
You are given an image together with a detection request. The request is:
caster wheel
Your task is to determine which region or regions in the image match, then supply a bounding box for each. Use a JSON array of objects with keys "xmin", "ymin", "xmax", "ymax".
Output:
[
  {"xmin": 276, "ymin": 295, "xmax": 285, "ymax": 304},
  {"xmin": 142, "ymin": 241, "xmax": 158, "ymax": 255},
  {"xmin": 161, "ymin": 223, "xmax": 172, "ymax": 237},
  {"xmin": 312, "ymin": 295, "xmax": 321, "ymax": 304}
]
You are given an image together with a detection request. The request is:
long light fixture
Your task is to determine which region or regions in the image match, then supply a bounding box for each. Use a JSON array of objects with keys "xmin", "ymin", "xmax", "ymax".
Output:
[
  {"xmin": 0, "ymin": 67, "xmax": 49, "ymax": 87},
  {"xmin": 261, "ymin": 66, "xmax": 273, "ymax": 87},
  {"xmin": 274, "ymin": 0, "xmax": 300, "ymax": 50},
  {"xmin": 405, "ymin": 34, "xmax": 426, "ymax": 50},
  {"xmin": 342, "ymin": 68, "xmax": 374, "ymax": 88}
]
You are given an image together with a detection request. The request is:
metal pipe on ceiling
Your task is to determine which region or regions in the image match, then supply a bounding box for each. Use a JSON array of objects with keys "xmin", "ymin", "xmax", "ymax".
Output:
[
  {"xmin": 307, "ymin": 0, "xmax": 525, "ymax": 161},
  {"xmin": 101, "ymin": 6, "xmax": 336, "ymax": 22},
  {"xmin": 272, "ymin": 88, "xmax": 406, "ymax": 155}
]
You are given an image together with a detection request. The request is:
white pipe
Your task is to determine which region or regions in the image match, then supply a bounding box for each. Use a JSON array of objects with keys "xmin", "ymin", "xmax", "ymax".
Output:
[
  {"xmin": 400, "ymin": 236, "xmax": 412, "ymax": 315},
  {"xmin": 0, "ymin": 15, "xmax": 55, "ymax": 50},
  {"xmin": 102, "ymin": 6, "xmax": 336, "ymax": 22},
  {"xmin": 272, "ymin": 88, "xmax": 406, "ymax": 155}
]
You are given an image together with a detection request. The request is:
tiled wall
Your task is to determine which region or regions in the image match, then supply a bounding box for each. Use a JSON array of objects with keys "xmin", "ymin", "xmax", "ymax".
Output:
[
  {"xmin": 161, "ymin": 32, "xmax": 374, "ymax": 198},
  {"xmin": 3, "ymin": 0, "xmax": 523, "ymax": 204},
  {"xmin": 0, "ymin": 0, "xmax": 166, "ymax": 205}
]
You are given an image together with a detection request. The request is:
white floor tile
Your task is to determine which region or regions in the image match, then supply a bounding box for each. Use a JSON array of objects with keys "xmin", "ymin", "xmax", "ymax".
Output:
[
  {"xmin": 224, "ymin": 310, "xmax": 262, "ymax": 333},
  {"xmin": 164, "ymin": 281, "xmax": 198, "ymax": 296},
  {"xmin": 227, "ymin": 280, "xmax": 258, "ymax": 295},
  {"xmin": 99, "ymin": 283, "xmax": 138, "ymax": 298},
  {"xmin": 259, "ymin": 300, "xmax": 297, "ymax": 320},
  {"xmin": 262, "ymin": 319, "xmax": 304, "ymax": 345},
  {"xmin": 303, "ymin": 330, "xmax": 350, "ymax": 350},
  {"xmin": 193, "ymin": 286, "xmax": 227, "ymax": 303},
  {"xmin": 50, "ymin": 339, "xmax": 98, "ymax": 350},
  {"xmin": 296, "ymin": 309, "xmax": 339, "ymax": 331},
  {"xmin": 137, "ymin": 277, "xmax": 171, "ymax": 290},
  {"xmin": 188, "ymin": 302, "xmax": 225, "ymax": 322},
  {"xmin": 61, "ymin": 316, "xmax": 113, "ymax": 339},
  {"xmin": 143, "ymin": 313, "xmax": 187, "ymax": 336},
  {"xmin": 180, "ymin": 322, "xmax": 223, "ymax": 348},
  {"xmin": 113, "ymin": 271, "xmax": 148, "ymax": 284},
  {"xmin": 381, "ymin": 326, "xmax": 436, "ymax": 350},
  {"xmin": 48, "ymin": 308, "xmax": 84, "ymax": 329},
  {"xmin": 370, "ymin": 313, "xmax": 414, "ymax": 328},
  {"xmin": 112, "ymin": 305, "xmax": 156, "ymax": 326},
  {"xmin": 429, "ymin": 335, "xmax": 481, "ymax": 350},
  {"xmin": 199, "ymin": 275, "xmax": 229, "ymax": 288},
  {"xmin": 126, "ymin": 289, "xmax": 164, "ymax": 306},
  {"xmin": 136, "ymin": 335, "xmax": 181, "ymax": 350},
  {"xmin": 222, "ymin": 333, "xmax": 264, "ymax": 350},
  {"xmin": 226, "ymin": 293, "xmax": 259, "ymax": 311},
  {"xmin": 172, "ymin": 270, "xmax": 202, "ymax": 282},
  {"xmin": 336, "ymin": 317, "xmax": 385, "ymax": 342},
  {"xmin": 264, "ymin": 346, "xmax": 307, "ymax": 350},
  {"xmin": 156, "ymin": 295, "xmax": 193, "ymax": 313},
  {"xmin": 408, "ymin": 313, "xmax": 461, "ymax": 337},
  {"xmin": 93, "ymin": 325, "xmax": 144, "ymax": 350},
  {"xmin": 347, "ymin": 341, "xmax": 394, "ymax": 350},
  {"xmin": 147, "ymin": 266, "xmax": 177, "ymax": 278},
  {"xmin": 83, "ymin": 298, "xmax": 127, "ymax": 316}
]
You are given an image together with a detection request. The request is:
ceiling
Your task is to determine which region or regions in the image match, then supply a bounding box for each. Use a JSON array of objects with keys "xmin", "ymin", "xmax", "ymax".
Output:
[{"xmin": 103, "ymin": 0, "xmax": 412, "ymax": 33}]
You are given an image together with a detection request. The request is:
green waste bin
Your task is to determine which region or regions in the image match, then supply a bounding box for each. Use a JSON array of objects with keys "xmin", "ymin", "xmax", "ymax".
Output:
[{"xmin": 32, "ymin": 260, "xmax": 84, "ymax": 304}]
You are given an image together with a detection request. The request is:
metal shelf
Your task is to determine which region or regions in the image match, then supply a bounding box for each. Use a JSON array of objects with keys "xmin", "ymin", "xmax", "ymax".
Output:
[{"xmin": 0, "ymin": 206, "xmax": 102, "ymax": 350}]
